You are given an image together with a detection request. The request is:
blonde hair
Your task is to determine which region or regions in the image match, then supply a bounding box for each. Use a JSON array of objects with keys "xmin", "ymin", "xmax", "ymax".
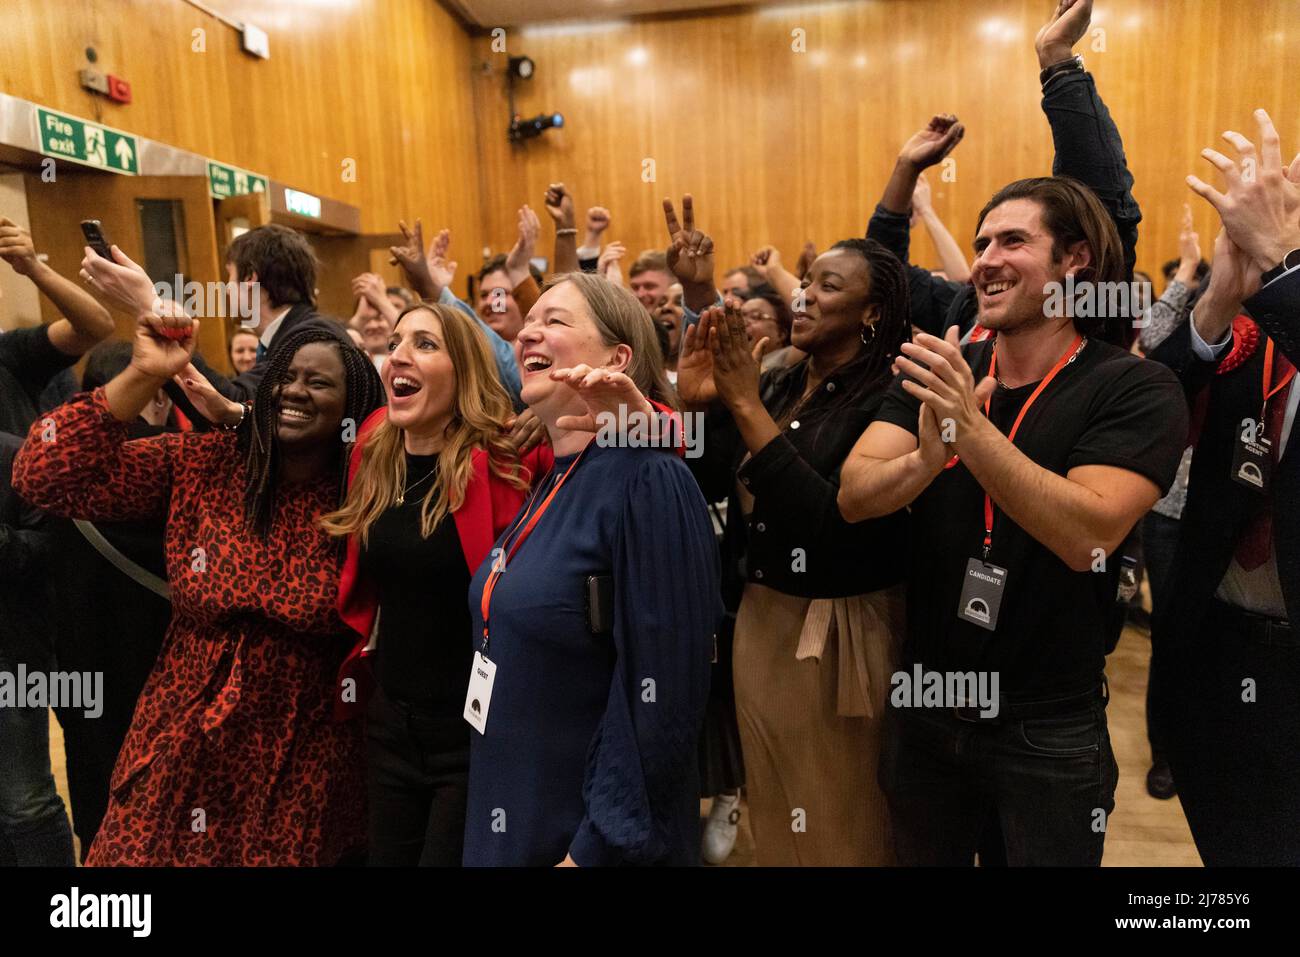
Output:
[
  {"xmin": 541, "ymin": 271, "xmax": 678, "ymax": 410},
  {"xmin": 320, "ymin": 302, "xmax": 528, "ymax": 545}
]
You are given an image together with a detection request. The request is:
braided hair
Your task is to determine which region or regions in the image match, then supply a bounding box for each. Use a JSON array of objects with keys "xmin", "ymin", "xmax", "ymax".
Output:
[
  {"xmin": 237, "ymin": 319, "xmax": 385, "ymax": 538},
  {"xmin": 827, "ymin": 236, "xmax": 912, "ymax": 397}
]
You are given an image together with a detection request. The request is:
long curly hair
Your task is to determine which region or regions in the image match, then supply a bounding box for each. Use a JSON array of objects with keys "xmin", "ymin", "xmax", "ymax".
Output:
[{"xmin": 320, "ymin": 302, "xmax": 528, "ymax": 546}]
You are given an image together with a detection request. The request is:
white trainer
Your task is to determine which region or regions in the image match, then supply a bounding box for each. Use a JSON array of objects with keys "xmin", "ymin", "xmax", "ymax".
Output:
[{"xmin": 702, "ymin": 791, "xmax": 742, "ymax": 865}]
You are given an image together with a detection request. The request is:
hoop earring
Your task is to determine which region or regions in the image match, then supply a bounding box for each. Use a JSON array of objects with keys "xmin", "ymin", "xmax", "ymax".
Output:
[{"xmin": 861, "ymin": 323, "xmax": 877, "ymax": 345}]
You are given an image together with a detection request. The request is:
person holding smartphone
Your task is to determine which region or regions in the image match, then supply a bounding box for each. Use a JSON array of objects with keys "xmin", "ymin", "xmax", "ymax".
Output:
[
  {"xmin": 14, "ymin": 303, "xmax": 386, "ymax": 865},
  {"xmin": 0, "ymin": 218, "xmax": 114, "ymax": 434}
]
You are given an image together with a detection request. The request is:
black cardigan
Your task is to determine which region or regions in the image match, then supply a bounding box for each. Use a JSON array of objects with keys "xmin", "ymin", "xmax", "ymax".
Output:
[{"xmin": 689, "ymin": 357, "xmax": 908, "ymax": 604}]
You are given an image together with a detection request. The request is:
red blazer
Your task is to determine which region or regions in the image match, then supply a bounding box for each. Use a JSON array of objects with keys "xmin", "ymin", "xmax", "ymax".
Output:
[{"xmin": 333, "ymin": 407, "xmax": 550, "ymax": 720}]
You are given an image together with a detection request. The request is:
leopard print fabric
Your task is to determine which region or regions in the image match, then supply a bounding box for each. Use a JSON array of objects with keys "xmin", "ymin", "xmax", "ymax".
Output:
[{"xmin": 14, "ymin": 388, "xmax": 364, "ymax": 865}]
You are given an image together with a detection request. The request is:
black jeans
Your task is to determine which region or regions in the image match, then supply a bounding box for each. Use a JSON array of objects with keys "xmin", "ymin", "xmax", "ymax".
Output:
[
  {"xmin": 365, "ymin": 684, "xmax": 470, "ymax": 867},
  {"xmin": 1167, "ymin": 600, "xmax": 1300, "ymax": 865},
  {"xmin": 879, "ymin": 695, "xmax": 1117, "ymax": 866},
  {"xmin": 0, "ymin": 628, "xmax": 74, "ymax": 866},
  {"xmin": 1142, "ymin": 511, "xmax": 1181, "ymax": 762}
]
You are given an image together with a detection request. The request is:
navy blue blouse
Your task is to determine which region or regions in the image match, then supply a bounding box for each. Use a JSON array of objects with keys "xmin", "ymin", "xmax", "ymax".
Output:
[{"xmin": 462, "ymin": 441, "xmax": 721, "ymax": 866}]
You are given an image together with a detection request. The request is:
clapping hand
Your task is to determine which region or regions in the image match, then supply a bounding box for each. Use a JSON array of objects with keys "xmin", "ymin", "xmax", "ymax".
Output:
[{"xmin": 705, "ymin": 298, "xmax": 766, "ymax": 413}]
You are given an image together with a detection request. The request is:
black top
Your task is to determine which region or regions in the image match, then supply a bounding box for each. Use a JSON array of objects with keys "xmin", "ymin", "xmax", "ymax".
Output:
[
  {"xmin": 0, "ymin": 431, "xmax": 54, "ymax": 647},
  {"xmin": 359, "ymin": 454, "xmax": 472, "ymax": 710},
  {"xmin": 0, "ymin": 325, "xmax": 78, "ymax": 436},
  {"xmin": 875, "ymin": 338, "xmax": 1188, "ymax": 697},
  {"xmin": 1149, "ymin": 268, "xmax": 1300, "ymax": 625},
  {"xmin": 690, "ymin": 355, "xmax": 909, "ymax": 603}
]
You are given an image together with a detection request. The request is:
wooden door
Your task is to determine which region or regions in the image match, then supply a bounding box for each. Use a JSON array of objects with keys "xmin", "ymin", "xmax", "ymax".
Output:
[
  {"xmin": 215, "ymin": 190, "xmax": 271, "ymax": 265},
  {"xmin": 23, "ymin": 170, "xmax": 229, "ymax": 373}
]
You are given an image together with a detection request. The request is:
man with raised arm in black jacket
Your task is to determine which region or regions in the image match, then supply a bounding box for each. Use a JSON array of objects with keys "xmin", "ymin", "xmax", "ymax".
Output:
[{"xmin": 1148, "ymin": 108, "xmax": 1300, "ymax": 866}]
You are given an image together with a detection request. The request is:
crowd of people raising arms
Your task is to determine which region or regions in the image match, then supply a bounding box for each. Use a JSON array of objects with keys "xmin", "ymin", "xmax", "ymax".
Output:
[{"xmin": 3, "ymin": 0, "xmax": 1299, "ymax": 867}]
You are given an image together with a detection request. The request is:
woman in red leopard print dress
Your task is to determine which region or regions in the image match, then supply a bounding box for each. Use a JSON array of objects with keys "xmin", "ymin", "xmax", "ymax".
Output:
[{"xmin": 15, "ymin": 309, "xmax": 385, "ymax": 865}]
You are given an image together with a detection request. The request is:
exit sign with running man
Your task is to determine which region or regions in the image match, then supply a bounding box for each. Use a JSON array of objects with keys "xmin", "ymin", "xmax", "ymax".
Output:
[{"xmin": 36, "ymin": 107, "xmax": 139, "ymax": 175}]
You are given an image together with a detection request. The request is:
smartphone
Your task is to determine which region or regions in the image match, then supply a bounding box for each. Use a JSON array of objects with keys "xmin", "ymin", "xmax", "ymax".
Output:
[
  {"xmin": 585, "ymin": 575, "xmax": 614, "ymax": 635},
  {"xmin": 80, "ymin": 220, "xmax": 113, "ymax": 260}
]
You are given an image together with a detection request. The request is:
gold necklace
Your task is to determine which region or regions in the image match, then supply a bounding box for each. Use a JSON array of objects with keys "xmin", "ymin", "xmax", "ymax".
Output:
[
  {"xmin": 996, "ymin": 336, "xmax": 1087, "ymax": 389},
  {"xmin": 396, "ymin": 465, "xmax": 437, "ymax": 506}
]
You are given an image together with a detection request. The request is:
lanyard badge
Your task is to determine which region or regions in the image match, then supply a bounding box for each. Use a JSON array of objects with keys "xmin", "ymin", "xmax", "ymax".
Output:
[
  {"xmin": 466, "ymin": 447, "xmax": 589, "ymax": 733},
  {"xmin": 1232, "ymin": 338, "xmax": 1294, "ymax": 494},
  {"xmin": 958, "ymin": 335, "xmax": 1083, "ymax": 632}
]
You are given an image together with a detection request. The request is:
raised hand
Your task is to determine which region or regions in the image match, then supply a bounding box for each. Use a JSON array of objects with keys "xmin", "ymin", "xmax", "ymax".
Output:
[
  {"xmin": 544, "ymin": 183, "xmax": 576, "ymax": 229},
  {"xmin": 1035, "ymin": 0, "xmax": 1093, "ymax": 68},
  {"xmin": 427, "ymin": 228, "xmax": 457, "ymax": 292},
  {"xmin": 0, "ymin": 218, "xmax": 39, "ymax": 276},
  {"xmin": 79, "ymin": 244, "xmax": 159, "ymax": 316},
  {"xmin": 173, "ymin": 362, "xmax": 245, "ymax": 426},
  {"xmin": 506, "ymin": 205, "xmax": 542, "ymax": 288},
  {"xmin": 389, "ymin": 219, "xmax": 437, "ymax": 299},
  {"xmin": 584, "ymin": 206, "xmax": 611, "ymax": 248},
  {"xmin": 550, "ymin": 363, "xmax": 655, "ymax": 433},
  {"xmin": 912, "ymin": 172, "xmax": 933, "ymax": 215},
  {"xmin": 1191, "ymin": 229, "xmax": 1263, "ymax": 346},
  {"xmin": 352, "ymin": 272, "xmax": 388, "ymax": 310},
  {"xmin": 1177, "ymin": 203, "xmax": 1201, "ymax": 265},
  {"xmin": 795, "ymin": 242, "xmax": 817, "ymax": 280},
  {"xmin": 663, "ymin": 194, "xmax": 715, "ymax": 287},
  {"xmin": 1188, "ymin": 109, "xmax": 1300, "ymax": 272},
  {"xmin": 707, "ymin": 297, "xmax": 767, "ymax": 413},
  {"xmin": 897, "ymin": 114, "xmax": 965, "ymax": 171},
  {"xmin": 751, "ymin": 245, "xmax": 781, "ymax": 280},
  {"xmin": 130, "ymin": 304, "xmax": 199, "ymax": 381},
  {"xmin": 598, "ymin": 241, "xmax": 627, "ymax": 286}
]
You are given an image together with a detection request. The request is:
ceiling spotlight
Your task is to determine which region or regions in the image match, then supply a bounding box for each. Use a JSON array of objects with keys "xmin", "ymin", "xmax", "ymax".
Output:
[
  {"xmin": 510, "ymin": 112, "xmax": 564, "ymax": 143},
  {"xmin": 509, "ymin": 56, "xmax": 535, "ymax": 80}
]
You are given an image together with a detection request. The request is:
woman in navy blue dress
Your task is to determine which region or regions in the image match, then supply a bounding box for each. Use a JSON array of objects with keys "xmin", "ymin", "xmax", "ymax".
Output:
[{"xmin": 463, "ymin": 271, "xmax": 721, "ymax": 866}]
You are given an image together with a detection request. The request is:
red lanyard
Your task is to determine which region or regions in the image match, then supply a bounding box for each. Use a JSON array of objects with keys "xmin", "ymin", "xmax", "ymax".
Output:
[
  {"xmin": 1261, "ymin": 338, "xmax": 1296, "ymax": 422},
  {"xmin": 979, "ymin": 334, "xmax": 1084, "ymax": 557},
  {"xmin": 479, "ymin": 446, "xmax": 588, "ymax": 652}
]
